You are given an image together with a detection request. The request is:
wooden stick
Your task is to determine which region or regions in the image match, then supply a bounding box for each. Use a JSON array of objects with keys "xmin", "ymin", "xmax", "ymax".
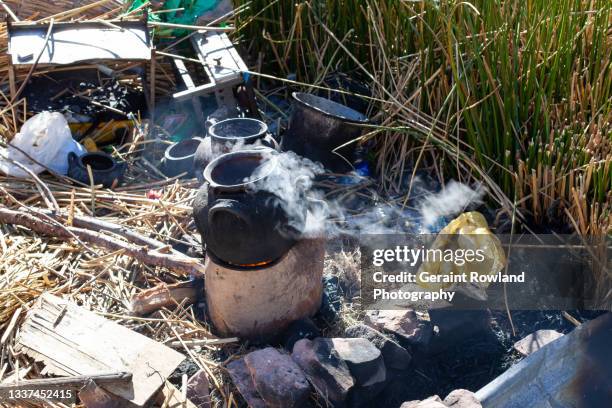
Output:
[
  {"xmin": 0, "ymin": 372, "xmax": 132, "ymax": 389},
  {"xmin": 167, "ymin": 338, "xmax": 238, "ymax": 348},
  {"xmin": 0, "ymin": 206, "xmax": 205, "ymax": 277},
  {"xmin": 120, "ymin": 0, "xmax": 150, "ymax": 18},
  {"xmin": 562, "ymin": 311, "xmax": 581, "ymax": 327},
  {"xmin": 156, "ymin": 50, "xmax": 201, "ymax": 64},
  {"xmin": 0, "ymin": 307, "xmax": 21, "ymax": 346},
  {"xmin": 151, "ymin": 8, "xmax": 185, "ymax": 15},
  {"xmin": 77, "ymin": 95, "xmax": 130, "ymax": 117},
  {"xmin": 130, "ymin": 281, "xmax": 199, "ymax": 316},
  {"xmin": 94, "ymin": 18, "xmax": 124, "ymax": 31},
  {"xmin": 35, "ymin": 0, "xmax": 115, "ymax": 23},
  {"xmin": 41, "ymin": 210, "xmax": 173, "ymax": 251},
  {"xmin": 148, "ymin": 21, "xmax": 234, "ymax": 32},
  {"xmin": 7, "ymin": 55, "xmax": 17, "ymax": 99},
  {"xmin": 150, "ymin": 47, "xmax": 156, "ymax": 124},
  {"xmin": 0, "ymin": 0, "xmax": 19, "ymax": 22}
]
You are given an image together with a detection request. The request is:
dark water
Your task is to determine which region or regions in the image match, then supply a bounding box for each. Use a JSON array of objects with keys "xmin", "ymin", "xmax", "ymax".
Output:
[{"xmin": 211, "ymin": 156, "xmax": 264, "ymax": 185}]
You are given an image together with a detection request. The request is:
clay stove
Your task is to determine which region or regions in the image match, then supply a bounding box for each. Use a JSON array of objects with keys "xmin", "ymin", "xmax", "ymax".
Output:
[
  {"xmin": 196, "ymin": 149, "xmax": 325, "ymax": 341},
  {"xmin": 204, "ymin": 238, "xmax": 325, "ymax": 342}
]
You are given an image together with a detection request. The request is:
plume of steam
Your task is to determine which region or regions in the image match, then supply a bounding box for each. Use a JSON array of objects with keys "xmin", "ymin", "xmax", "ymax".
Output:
[
  {"xmin": 342, "ymin": 204, "xmax": 421, "ymax": 235},
  {"xmin": 419, "ymin": 180, "xmax": 486, "ymax": 231},
  {"xmin": 248, "ymin": 151, "xmax": 486, "ymax": 238},
  {"xmin": 249, "ymin": 151, "xmax": 328, "ymax": 236}
]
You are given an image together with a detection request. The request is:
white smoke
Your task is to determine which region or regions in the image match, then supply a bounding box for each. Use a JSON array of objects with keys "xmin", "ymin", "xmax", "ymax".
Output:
[
  {"xmin": 247, "ymin": 152, "xmax": 486, "ymax": 238},
  {"xmin": 419, "ymin": 180, "xmax": 486, "ymax": 230},
  {"xmin": 342, "ymin": 204, "xmax": 418, "ymax": 234},
  {"xmin": 249, "ymin": 150, "xmax": 329, "ymax": 237}
]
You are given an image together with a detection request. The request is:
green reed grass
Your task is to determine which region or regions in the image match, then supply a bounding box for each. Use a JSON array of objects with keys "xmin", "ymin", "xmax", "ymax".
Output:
[{"xmin": 235, "ymin": 0, "xmax": 611, "ymax": 235}]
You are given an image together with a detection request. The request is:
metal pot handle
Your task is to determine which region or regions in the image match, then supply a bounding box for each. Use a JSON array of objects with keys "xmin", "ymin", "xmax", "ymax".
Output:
[
  {"xmin": 208, "ymin": 199, "xmax": 255, "ymax": 237},
  {"xmin": 262, "ymin": 134, "xmax": 280, "ymax": 151}
]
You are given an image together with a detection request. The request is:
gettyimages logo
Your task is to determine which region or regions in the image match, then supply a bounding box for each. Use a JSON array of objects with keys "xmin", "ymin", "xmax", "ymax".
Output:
[{"xmin": 360, "ymin": 233, "xmax": 607, "ymax": 310}]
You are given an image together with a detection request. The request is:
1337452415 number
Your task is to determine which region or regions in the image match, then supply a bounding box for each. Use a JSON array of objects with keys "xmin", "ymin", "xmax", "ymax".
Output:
[{"xmin": 3, "ymin": 388, "xmax": 75, "ymax": 401}]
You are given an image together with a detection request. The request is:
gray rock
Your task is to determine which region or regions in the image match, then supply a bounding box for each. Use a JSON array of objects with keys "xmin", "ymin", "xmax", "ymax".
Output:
[
  {"xmin": 186, "ymin": 370, "xmax": 210, "ymax": 408},
  {"xmin": 345, "ymin": 324, "xmax": 411, "ymax": 370},
  {"xmin": 443, "ymin": 389, "xmax": 482, "ymax": 408},
  {"xmin": 365, "ymin": 310, "xmax": 433, "ymax": 348},
  {"xmin": 400, "ymin": 395, "xmax": 446, "ymax": 408},
  {"xmin": 244, "ymin": 347, "xmax": 311, "ymax": 408},
  {"xmin": 330, "ymin": 338, "xmax": 386, "ymax": 386},
  {"xmin": 292, "ymin": 338, "xmax": 355, "ymax": 407},
  {"xmin": 513, "ymin": 329, "xmax": 563, "ymax": 356},
  {"xmin": 227, "ymin": 358, "xmax": 267, "ymax": 408}
]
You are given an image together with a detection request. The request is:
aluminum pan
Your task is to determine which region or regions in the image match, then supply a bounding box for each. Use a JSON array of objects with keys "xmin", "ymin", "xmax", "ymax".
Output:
[{"xmin": 476, "ymin": 312, "xmax": 611, "ymax": 408}]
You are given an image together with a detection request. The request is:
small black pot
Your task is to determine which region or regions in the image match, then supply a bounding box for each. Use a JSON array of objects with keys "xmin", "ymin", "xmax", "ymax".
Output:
[
  {"xmin": 194, "ymin": 149, "xmax": 301, "ymax": 265},
  {"xmin": 161, "ymin": 138, "xmax": 203, "ymax": 178},
  {"xmin": 281, "ymin": 92, "xmax": 368, "ymax": 173},
  {"xmin": 209, "ymin": 118, "xmax": 278, "ymax": 151},
  {"xmin": 193, "ymin": 118, "xmax": 278, "ymax": 183},
  {"xmin": 68, "ymin": 151, "xmax": 126, "ymax": 188}
]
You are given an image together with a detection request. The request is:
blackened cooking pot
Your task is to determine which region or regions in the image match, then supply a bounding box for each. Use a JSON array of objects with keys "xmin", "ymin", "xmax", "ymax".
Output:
[
  {"xmin": 68, "ymin": 151, "xmax": 126, "ymax": 188},
  {"xmin": 210, "ymin": 118, "xmax": 278, "ymax": 151},
  {"xmin": 193, "ymin": 118, "xmax": 278, "ymax": 184},
  {"xmin": 195, "ymin": 149, "xmax": 302, "ymax": 265},
  {"xmin": 160, "ymin": 137, "xmax": 203, "ymax": 178},
  {"xmin": 281, "ymin": 92, "xmax": 368, "ymax": 173}
]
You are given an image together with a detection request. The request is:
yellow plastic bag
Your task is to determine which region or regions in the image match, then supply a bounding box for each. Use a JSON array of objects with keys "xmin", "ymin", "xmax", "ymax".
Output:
[{"xmin": 417, "ymin": 211, "xmax": 506, "ymax": 300}]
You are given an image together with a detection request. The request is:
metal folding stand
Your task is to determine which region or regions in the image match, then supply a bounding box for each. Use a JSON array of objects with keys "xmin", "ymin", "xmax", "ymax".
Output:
[{"xmin": 172, "ymin": 30, "xmax": 248, "ymax": 118}]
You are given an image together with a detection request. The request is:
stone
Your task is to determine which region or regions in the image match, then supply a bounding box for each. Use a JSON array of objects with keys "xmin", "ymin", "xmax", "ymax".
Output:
[
  {"xmin": 443, "ymin": 389, "xmax": 482, "ymax": 408},
  {"xmin": 330, "ymin": 338, "xmax": 386, "ymax": 386},
  {"xmin": 244, "ymin": 347, "xmax": 311, "ymax": 408},
  {"xmin": 226, "ymin": 358, "xmax": 267, "ymax": 408},
  {"xmin": 281, "ymin": 318, "xmax": 320, "ymax": 351},
  {"xmin": 186, "ymin": 370, "xmax": 211, "ymax": 408},
  {"xmin": 292, "ymin": 338, "xmax": 355, "ymax": 407},
  {"xmin": 345, "ymin": 324, "xmax": 412, "ymax": 370},
  {"xmin": 365, "ymin": 310, "xmax": 433, "ymax": 348},
  {"xmin": 400, "ymin": 395, "xmax": 446, "ymax": 408},
  {"xmin": 513, "ymin": 329, "xmax": 564, "ymax": 356}
]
